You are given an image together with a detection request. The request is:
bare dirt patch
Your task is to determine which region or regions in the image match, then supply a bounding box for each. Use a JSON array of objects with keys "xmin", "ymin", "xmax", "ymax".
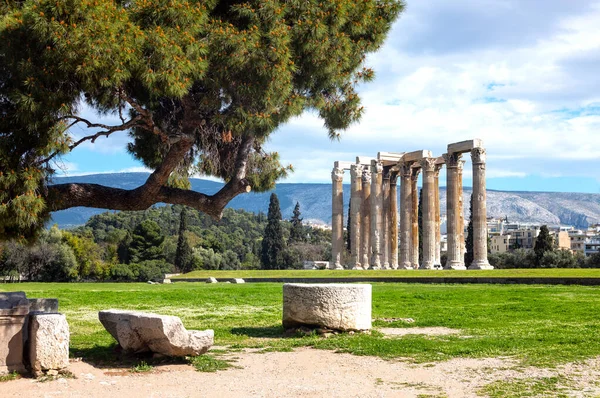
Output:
[{"xmin": 3, "ymin": 348, "xmax": 600, "ymax": 398}]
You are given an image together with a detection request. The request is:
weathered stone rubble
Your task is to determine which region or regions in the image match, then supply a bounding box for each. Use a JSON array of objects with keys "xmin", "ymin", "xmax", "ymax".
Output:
[
  {"xmin": 1, "ymin": 291, "xmax": 67, "ymax": 376},
  {"xmin": 282, "ymin": 283, "xmax": 372, "ymax": 331},
  {"xmin": 98, "ymin": 310, "xmax": 213, "ymax": 356},
  {"xmin": 28, "ymin": 313, "xmax": 70, "ymax": 377}
]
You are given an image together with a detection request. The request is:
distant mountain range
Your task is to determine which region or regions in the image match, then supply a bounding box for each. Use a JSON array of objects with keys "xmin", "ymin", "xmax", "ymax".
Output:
[{"xmin": 50, "ymin": 173, "xmax": 600, "ymax": 229}]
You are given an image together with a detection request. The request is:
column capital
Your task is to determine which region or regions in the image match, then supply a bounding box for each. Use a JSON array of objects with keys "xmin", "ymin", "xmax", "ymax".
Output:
[
  {"xmin": 371, "ymin": 160, "xmax": 383, "ymax": 175},
  {"xmin": 332, "ymin": 166, "xmax": 344, "ymax": 182},
  {"xmin": 410, "ymin": 166, "xmax": 421, "ymax": 182},
  {"xmin": 419, "ymin": 157, "xmax": 437, "ymax": 172},
  {"xmin": 471, "ymin": 147, "xmax": 487, "ymax": 164},
  {"xmin": 389, "ymin": 170, "xmax": 399, "ymax": 186},
  {"xmin": 443, "ymin": 152, "xmax": 463, "ymax": 168},
  {"xmin": 382, "ymin": 167, "xmax": 392, "ymax": 180},
  {"xmin": 350, "ymin": 163, "xmax": 363, "ymax": 179},
  {"xmin": 399, "ymin": 162, "xmax": 412, "ymax": 178},
  {"xmin": 434, "ymin": 162, "xmax": 443, "ymax": 177},
  {"xmin": 362, "ymin": 167, "xmax": 372, "ymax": 183}
]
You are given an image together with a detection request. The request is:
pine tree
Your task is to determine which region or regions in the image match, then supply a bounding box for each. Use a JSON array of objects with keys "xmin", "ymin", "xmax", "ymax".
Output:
[
  {"xmin": 0, "ymin": 0, "xmax": 404, "ymax": 241},
  {"xmin": 261, "ymin": 193, "xmax": 285, "ymax": 269},
  {"xmin": 534, "ymin": 225, "xmax": 554, "ymax": 265},
  {"xmin": 465, "ymin": 194, "xmax": 474, "ymax": 266},
  {"xmin": 129, "ymin": 220, "xmax": 165, "ymax": 264},
  {"xmin": 289, "ymin": 202, "xmax": 304, "ymax": 244},
  {"xmin": 175, "ymin": 207, "xmax": 194, "ymax": 273}
]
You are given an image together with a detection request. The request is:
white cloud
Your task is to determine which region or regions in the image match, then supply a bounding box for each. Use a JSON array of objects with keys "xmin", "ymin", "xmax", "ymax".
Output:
[{"xmin": 265, "ymin": 1, "xmax": 600, "ymax": 189}]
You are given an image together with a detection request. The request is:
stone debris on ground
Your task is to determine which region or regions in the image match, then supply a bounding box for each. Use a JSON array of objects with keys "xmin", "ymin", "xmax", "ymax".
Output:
[
  {"xmin": 28, "ymin": 313, "xmax": 70, "ymax": 377},
  {"xmin": 282, "ymin": 283, "xmax": 372, "ymax": 331},
  {"xmin": 206, "ymin": 277, "xmax": 218, "ymax": 283},
  {"xmin": 98, "ymin": 309, "xmax": 213, "ymax": 356}
]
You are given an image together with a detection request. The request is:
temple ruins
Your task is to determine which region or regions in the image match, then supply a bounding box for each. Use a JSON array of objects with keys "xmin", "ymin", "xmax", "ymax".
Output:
[{"xmin": 330, "ymin": 139, "xmax": 492, "ymax": 270}]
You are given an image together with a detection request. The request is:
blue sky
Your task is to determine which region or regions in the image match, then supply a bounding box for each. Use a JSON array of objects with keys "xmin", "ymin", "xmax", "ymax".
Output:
[{"xmin": 60, "ymin": 0, "xmax": 600, "ymax": 194}]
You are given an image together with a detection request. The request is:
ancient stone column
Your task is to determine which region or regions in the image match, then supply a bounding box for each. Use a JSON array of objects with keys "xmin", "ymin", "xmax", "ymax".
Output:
[
  {"xmin": 398, "ymin": 163, "xmax": 413, "ymax": 269},
  {"xmin": 331, "ymin": 165, "xmax": 345, "ymax": 270},
  {"xmin": 434, "ymin": 164, "xmax": 443, "ymax": 267},
  {"xmin": 389, "ymin": 171, "xmax": 399, "ymax": 269},
  {"xmin": 419, "ymin": 158, "xmax": 436, "ymax": 269},
  {"xmin": 443, "ymin": 153, "xmax": 466, "ymax": 270},
  {"xmin": 469, "ymin": 148, "xmax": 493, "ymax": 270},
  {"xmin": 350, "ymin": 164, "xmax": 363, "ymax": 270},
  {"xmin": 458, "ymin": 158, "xmax": 467, "ymax": 266},
  {"xmin": 360, "ymin": 168, "xmax": 372, "ymax": 267},
  {"xmin": 369, "ymin": 160, "xmax": 383, "ymax": 270},
  {"xmin": 381, "ymin": 169, "xmax": 391, "ymax": 269},
  {"xmin": 410, "ymin": 167, "xmax": 421, "ymax": 269}
]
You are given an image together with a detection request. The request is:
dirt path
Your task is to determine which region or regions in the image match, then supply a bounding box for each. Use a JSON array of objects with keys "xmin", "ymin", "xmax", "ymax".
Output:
[{"xmin": 3, "ymin": 348, "xmax": 600, "ymax": 398}]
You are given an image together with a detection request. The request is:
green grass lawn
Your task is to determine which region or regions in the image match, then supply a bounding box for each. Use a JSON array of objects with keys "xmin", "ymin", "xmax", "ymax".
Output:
[
  {"xmin": 2, "ymin": 281, "xmax": 600, "ymax": 370},
  {"xmin": 174, "ymin": 268, "xmax": 600, "ymax": 279}
]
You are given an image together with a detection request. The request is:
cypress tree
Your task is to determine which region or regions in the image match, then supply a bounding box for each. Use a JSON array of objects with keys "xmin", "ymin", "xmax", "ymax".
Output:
[
  {"xmin": 261, "ymin": 193, "xmax": 285, "ymax": 269},
  {"xmin": 175, "ymin": 207, "xmax": 194, "ymax": 273},
  {"xmin": 534, "ymin": 225, "xmax": 554, "ymax": 265},
  {"xmin": 290, "ymin": 202, "xmax": 304, "ymax": 244},
  {"xmin": 465, "ymin": 194, "xmax": 474, "ymax": 266}
]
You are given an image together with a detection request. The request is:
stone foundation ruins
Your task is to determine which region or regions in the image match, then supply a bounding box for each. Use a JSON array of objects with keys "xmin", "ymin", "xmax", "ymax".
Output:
[
  {"xmin": 0, "ymin": 292, "xmax": 69, "ymax": 376},
  {"xmin": 331, "ymin": 139, "xmax": 492, "ymax": 270}
]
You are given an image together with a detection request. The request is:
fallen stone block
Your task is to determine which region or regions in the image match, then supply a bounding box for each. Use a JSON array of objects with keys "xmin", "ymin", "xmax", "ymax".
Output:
[
  {"xmin": 28, "ymin": 313, "xmax": 69, "ymax": 377},
  {"xmin": 231, "ymin": 278, "xmax": 245, "ymax": 284},
  {"xmin": 98, "ymin": 310, "xmax": 213, "ymax": 356},
  {"xmin": 282, "ymin": 283, "xmax": 372, "ymax": 331},
  {"xmin": 206, "ymin": 277, "xmax": 218, "ymax": 283}
]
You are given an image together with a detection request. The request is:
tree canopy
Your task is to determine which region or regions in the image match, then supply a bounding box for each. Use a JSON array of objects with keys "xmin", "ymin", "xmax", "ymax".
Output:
[{"xmin": 0, "ymin": 0, "xmax": 404, "ymax": 240}]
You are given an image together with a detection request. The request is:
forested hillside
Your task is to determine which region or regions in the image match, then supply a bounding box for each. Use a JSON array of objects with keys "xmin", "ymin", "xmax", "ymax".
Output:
[
  {"xmin": 0, "ymin": 205, "xmax": 331, "ymax": 282},
  {"xmin": 50, "ymin": 173, "xmax": 600, "ymax": 229}
]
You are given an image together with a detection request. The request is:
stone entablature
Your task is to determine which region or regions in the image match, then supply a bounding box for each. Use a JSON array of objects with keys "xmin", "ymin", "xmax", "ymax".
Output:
[{"xmin": 330, "ymin": 139, "xmax": 492, "ymax": 271}]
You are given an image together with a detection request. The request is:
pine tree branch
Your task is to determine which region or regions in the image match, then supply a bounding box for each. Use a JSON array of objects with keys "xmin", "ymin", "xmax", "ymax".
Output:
[
  {"xmin": 45, "ymin": 135, "xmax": 254, "ymax": 219},
  {"xmin": 38, "ymin": 114, "xmax": 144, "ymax": 166}
]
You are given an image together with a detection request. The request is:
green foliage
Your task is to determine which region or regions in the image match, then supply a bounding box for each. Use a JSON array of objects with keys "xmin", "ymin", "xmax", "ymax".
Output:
[
  {"xmin": 261, "ymin": 193, "xmax": 285, "ymax": 269},
  {"xmin": 133, "ymin": 259, "xmax": 173, "ymax": 282},
  {"xmin": 0, "ymin": 204, "xmax": 331, "ymax": 281},
  {"xmin": 534, "ymin": 225, "xmax": 554, "ymax": 264},
  {"xmin": 586, "ymin": 252, "xmax": 600, "ymax": 268},
  {"xmin": 174, "ymin": 207, "xmax": 193, "ymax": 272},
  {"xmin": 128, "ymin": 219, "xmax": 165, "ymax": 263},
  {"xmin": 191, "ymin": 354, "xmax": 235, "ymax": 373},
  {"xmin": 539, "ymin": 249, "xmax": 582, "ymax": 269},
  {"xmin": 1, "ymin": 0, "xmax": 404, "ymax": 239},
  {"xmin": 131, "ymin": 361, "xmax": 153, "ymax": 373},
  {"xmin": 289, "ymin": 201, "xmax": 304, "ymax": 244},
  {"xmin": 465, "ymin": 194, "xmax": 474, "ymax": 266},
  {"xmin": 0, "ymin": 371, "xmax": 20, "ymax": 382}
]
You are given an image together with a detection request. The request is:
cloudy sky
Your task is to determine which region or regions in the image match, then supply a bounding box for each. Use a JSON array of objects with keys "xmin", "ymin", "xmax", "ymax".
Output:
[{"xmin": 61, "ymin": 0, "xmax": 600, "ymax": 193}]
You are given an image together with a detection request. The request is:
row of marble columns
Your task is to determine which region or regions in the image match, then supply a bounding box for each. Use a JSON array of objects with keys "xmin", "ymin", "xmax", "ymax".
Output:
[{"xmin": 331, "ymin": 144, "xmax": 492, "ymax": 270}]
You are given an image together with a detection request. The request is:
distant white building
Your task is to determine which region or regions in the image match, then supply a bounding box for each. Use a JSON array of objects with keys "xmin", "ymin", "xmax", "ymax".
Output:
[{"xmin": 584, "ymin": 237, "xmax": 600, "ymax": 257}]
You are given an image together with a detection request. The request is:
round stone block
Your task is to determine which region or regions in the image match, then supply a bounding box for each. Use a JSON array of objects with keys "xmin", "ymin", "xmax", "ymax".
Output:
[{"xmin": 282, "ymin": 283, "xmax": 372, "ymax": 331}]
